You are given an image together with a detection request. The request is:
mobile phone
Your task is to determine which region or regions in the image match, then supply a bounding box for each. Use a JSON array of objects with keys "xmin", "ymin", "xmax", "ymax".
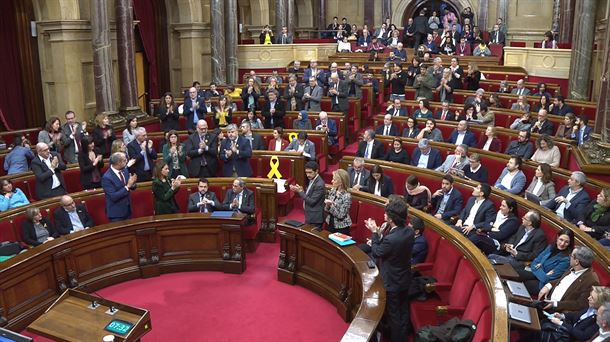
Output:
[{"xmin": 367, "ymin": 260, "xmax": 376, "ymax": 269}]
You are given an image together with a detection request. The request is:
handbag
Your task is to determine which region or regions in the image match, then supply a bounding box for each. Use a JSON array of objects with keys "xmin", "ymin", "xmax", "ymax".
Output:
[{"xmin": 539, "ymin": 320, "xmax": 570, "ymax": 342}]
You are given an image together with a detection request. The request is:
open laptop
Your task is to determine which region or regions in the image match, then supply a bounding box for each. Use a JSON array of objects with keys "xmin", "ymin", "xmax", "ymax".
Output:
[
  {"xmin": 506, "ymin": 280, "xmax": 532, "ymax": 299},
  {"xmin": 525, "ymin": 191, "xmax": 541, "ymax": 205},
  {"xmin": 508, "ymin": 302, "xmax": 532, "ymax": 324}
]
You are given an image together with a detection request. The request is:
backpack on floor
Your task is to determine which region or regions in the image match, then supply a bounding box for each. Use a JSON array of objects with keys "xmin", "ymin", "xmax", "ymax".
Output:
[{"xmin": 415, "ymin": 317, "xmax": 476, "ymax": 342}]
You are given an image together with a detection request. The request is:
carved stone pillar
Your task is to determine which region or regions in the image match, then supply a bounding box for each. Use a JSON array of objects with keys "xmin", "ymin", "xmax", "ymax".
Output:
[
  {"xmin": 381, "ymin": 0, "xmax": 391, "ymax": 23},
  {"xmin": 559, "ymin": 0, "xmax": 575, "ymax": 44},
  {"xmin": 275, "ymin": 0, "xmax": 287, "ymax": 39},
  {"xmin": 225, "ymin": 0, "xmax": 238, "ymax": 84},
  {"xmin": 91, "ymin": 0, "xmax": 117, "ymax": 118},
  {"xmin": 496, "ymin": 0, "xmax": 508, "ymax": 30},
  {"xmin": 286, "ymin": 0, "xmax": 296, "ymax": 37},
  {"xmin": 568, "ymin": 0, "xmax": 595, "ymax": 100},
  {"xmin": 115, "ymin": 0, "xmax": 142, "ymax": 120},
  {"xmin": 552, "ymin": 0, "xmax": 560, "ymax": 34},
  {"xmin": 318, "ymin": 0, "xmax": 326, "ymax": 37},
  {"xmin": 595, "ymin": 19, "xmax": 610, "ymax": 140},
  {"xmin": 477, "ymin": 0, "xmax": 489, "ymax": 32},
  {"xmin": 211, "ymin": 0, "xmax": 226, "ymax": 84}
]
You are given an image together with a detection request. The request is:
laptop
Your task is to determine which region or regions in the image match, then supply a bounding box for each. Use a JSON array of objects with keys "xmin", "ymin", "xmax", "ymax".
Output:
[
  {"xmin": 508, "ymin": 302, "xmax": 532, "ymax": 324},
  {"xmin": 506, "ymin": 280, "xmax": 532, "ymax": 299},
  {"xmin": 525, "ymin": 191, "xmax": 541, "ymax": 205}
]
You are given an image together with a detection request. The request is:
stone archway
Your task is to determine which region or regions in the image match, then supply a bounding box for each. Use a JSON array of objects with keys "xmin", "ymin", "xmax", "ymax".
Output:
[{"xmin": 392, "ymin": 0, "xmax": 477, "ymax": 28}]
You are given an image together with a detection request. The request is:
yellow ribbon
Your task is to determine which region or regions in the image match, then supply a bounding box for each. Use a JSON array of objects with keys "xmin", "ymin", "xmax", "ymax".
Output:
[
  {"xmin": 288, "ymin": 132, "xmax": 298, "ymax": 142},
  {"xmin": 267, "ymin": 156, "xmax": 283, "ymax": 179}
]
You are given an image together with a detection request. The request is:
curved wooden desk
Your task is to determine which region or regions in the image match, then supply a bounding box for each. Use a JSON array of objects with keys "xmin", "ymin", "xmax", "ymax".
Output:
[{"xmin": 0, "ymin": 213, "xmax": 246, "ymax": 331}]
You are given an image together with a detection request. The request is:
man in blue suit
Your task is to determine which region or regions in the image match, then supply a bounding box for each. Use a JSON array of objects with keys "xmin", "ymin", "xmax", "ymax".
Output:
[
  {"xmin": 454, "ymin": 183, "xmax": 496, "ymax": 236},
  {"xmin": 315, "ymin": 111, "xmax": 338, "ymax": 146},
  {"xmin": 544, "ymin": 171, "xmax": 590, "ymax": 224},
  {"xmin": 446, "ymin": 120, "xmax": 477, "ymax": 147},
  {"xmin": 431, "ymin": 175, "xmax": 464, "ymax": 223},
  {"xmin": 570, "ymin": 115, "xmax": 593, "ymax": 146},
  {"xmin": 410, "ymin": 138, "xmax": 442, "ymax": 170},
  {"xmin": 494, "ymin": 155, "xmax": 527, "ymax": 195},
  {"xmin": 102, "ymin": 152, "xmax": 137, "ymax": 222},
  {"xmin": 220, "ymin": 124, "xmax": 253, "ymax": 177},
  {"xmin": 184, "ymin": 87, "xmax": 205, "ymax": 131},
  {"xmin": 302, "ymin": 60, "xmax": 325, "ymax": 87},
  {"xmin": 127, "ymin": 127, "xmax": 157, "ymax": 182}
]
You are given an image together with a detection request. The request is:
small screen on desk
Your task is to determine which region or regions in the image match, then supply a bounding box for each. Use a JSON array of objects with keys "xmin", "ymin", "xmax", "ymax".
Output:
[
  {"xmin": 0, "ymin": 337, "xmax": 16, "ymax": 342},
  {"xmin": 104, "ymin": 319, "xmax": 134, "ymax": 336}
]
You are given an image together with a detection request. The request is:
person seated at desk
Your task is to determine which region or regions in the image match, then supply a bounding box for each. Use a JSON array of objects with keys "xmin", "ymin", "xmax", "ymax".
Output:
[
  {"xmin": 384, "ymin": 137, "xmax": 410, "ymax": 164},
  {"xmin": 524, "ymin": 163, "xmax": 556, "ymax": 206},
  {"xmin": 505, "ymin": 129, "xmax": 535, "ymax": 160},
  {"xmin": 292, "ymin": 110, "xmax": 312, "ymax": 130},
  {"xmin": 431, "ymin": 174, "xmax": 464, "ymax": 223},
  {"xmin": 555, "ymin": 113, "xmax": 577, "ymax": 139},
  {"xmin": 222, "ymin": 178, "xmax": 255, "ymax": 224},
  {"xmin": 3, "ymin": 136, "xmax": 34, "ymax": 175},
  {"xmin": 285, "ymin": 132, "xmax": 315, "ymax": 161},
  {"xmin": 268, "ymin": 127, "xmax": 289, "ymax": 152},
  {"xmin": 531, "ymin": 134, "xmax": 561, "ymax": 167},
  {"xmin": 469, "ymin": 198, "xmax": 520, "ymax": 256},
  {"xmin": 454, "ymin": 183, "xmax": 496, "ymax": 237},
  {"xmin": 188, "ymin": 178, "xmax": 220, "ymax": 213},
  {"xmin": 348, "ymin": 157, "xmax": 370, "ymax": 191},
  {"xmin": 364, "ymin": 165, "xmax": 394, "ymax": 198},
  {"xmin": 570, "ymin": 115, "xmax": 593, "ymax": 147},
  {"xmin": 544, "ymin": 171, "xmax": 591, "ymax": 224},
  {"xmin": 537, "ymin": 246, "xmax": 599, "ymax": 313},
  {"xmin": 404, "ymin": 175, "xmax": 431, "ymax": 211},
  {"xmin": 494, "ymin": 155, "xmax": 527, "ymax": 195},
  {"xmin": 0, "ymin": 179, "xmax": 30, "ymax": 212},
  {"xmin": 532, "ymin": 94, "xmax": 551, "ymax": 113},
  {"xmin": 22, "ymin": 207, "xmax": 58, "ymax": 246},
  {"xmin": 459, "ymin": 153, "xmax": 489, "ymax": 183},
  {"xmin": 413, "ymin": 99, "xmax": 434, "ymax": 120},
  {"xmin": 416, "ymin": 118, "xmax": 444, "ymax": 143},
  {"xmin": 513, "ymin": 229, "xmax": 574, "ymax": 295},
  {"xmin": 411, "ymin": 138, "xmax": 442, "ymax": 170},
  {"xmin": 152, "ymin": 160, "xmax": 182, "ymax": 215},
  {"xmin": 411, "ymin": 216, "xmax": 428, "ymax": 264},
  {"xmin": 375, "ymin": 114, "xmax": 399, "ymax": 137},
  {"xmin": 488, "ymin": 210, "xmax": 547, "ymax": 267},
  {"xmin": 324, "ymin": 169, "xmax": 352, "ymax": 235},
  {"xmin": 472, "ymin": 39, "xmax": 491, "ymax": 56},
  {"xmin": 550, "ymin": 95, "xmax": 573, "ymax": 116},
  {"xmin": 357, "ymin": 129, "xmax": 385, "ymax": 160},
  {"xmin": 436, "ymin": 144, "xmax": 469, "ymax": 175},
  {"xmin": 401, "ymin": 117, "xmax": 420, "ymax": 138},
  {"xmin": 434, "ymin": 101, "xmax": 456, "ymax": 121},
  {"xmin": 510, "ymin": 95, "xmax": 530, "ymax": 112},
  {"xmin": 576, "ymin": 188, "xmax": 610, "ymax": 242},
  {"xmin": 53, "ymin": 195, "xmax": 95, "ymax": 235},
  {"xmin": 386, "ymin": 98, "xmax": 408, "ymax": 117},
  {"xmin": 446, "ymin": 120, "xmax": 477, "ymax": 147},
  {"xmin": 315, "ymin": 111, "xmax": 338, "ymax": 146},
  {"xmin": 531, "ymin": 109, "xmax": 555, "ymax": 136},
  {"xmin": 477, "ymin": 126, "xmax": 502, "ymax": 152}
]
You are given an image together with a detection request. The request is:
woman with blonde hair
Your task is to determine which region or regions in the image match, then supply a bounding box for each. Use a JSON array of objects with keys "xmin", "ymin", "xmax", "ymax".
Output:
[
  {"xmin": 531, "ymin": 134, "xmax": 561, "ymax": 167},
  {"xmin": 577, "ymin": 188, "xmax": 610, "ymax": 241},
  {"xmin": 22, "ymin": 207, "xmax": 57, "ymax": 246},
  {"xmin": 324, "ymin": 169, "xmax": 352, "ymax": 235},
  {"xmin": 92, "ymin": 113, "xmax": 116, "ymax": 157}
]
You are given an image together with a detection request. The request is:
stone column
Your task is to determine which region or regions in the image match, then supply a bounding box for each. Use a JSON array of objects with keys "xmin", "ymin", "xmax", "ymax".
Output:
[
  {"xmin": 568, "ymin": 0, "xmax": 595, "ymax": 100},
  {"xmin": 477, "ymin": 0, "xmax": 489, "ymax": 32},
  {"xmin": 211, "ymin": 0, "xmax": 226, "ymax": 84},
  {"xmin": 225, "ymin": 0, "xmax": 238, "ymax": 85},
  {"xmin": 115, "ymin": 0, "xmax": 142, "ymax": 120},
  {"xmin": 318, "ymin": 0, "xmax": 326, "ymax": 37},
  {"xmin": 91, "ymin": 0, "xmax": 117, "ymax": 118},
  {"xmin": 275, "ymin": 0, "xmax": 287, "ymax": 39},
  {"xmin": 594, "ymin": 22, "xmax": 610, "ymax": 139},
  {"xmin": 559, "ymin": 0, "xmax": 575, "ymax": 44},
  {"xmin": 286, "ymin": 0, "xmax": 296, "ymax": 37},
  {"xmin": 551, "ymin": 0, "xmax": 560, "ymax": 34},
  {"xmin": 381, "ymin": 0, "xmax": 391, "ymax": 23},
  {"xmin": 496, "ymin": 0, "xmax": 508, "ymax": 31}
]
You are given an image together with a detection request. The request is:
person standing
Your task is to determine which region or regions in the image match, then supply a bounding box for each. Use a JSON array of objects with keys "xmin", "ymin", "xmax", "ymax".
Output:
[
  {"xmin": 152, "ymin": 161, "xmax": 182, "ymax": 215},
  {"xmin": 185, "ymin": 120, "xmax": 218, "ymax": 178},
  {"xmin": 324, "ymin": 169, "xmax": 352, "ymax": 235},
  {"xmin": 61, "ymin": 110, "xmax": 84, "ymax": 163},
  {"xmin": 290, "ymin": 161, "xmax": 326, "ymax": 230},
  {"xmin": 127, "ymin": 127, "xmax": 157, "ymax": 182},
  {"xmin": 31, "ymin": 142, "xmax": 67, "ymax": 199},
  {"xmin": 102, "ymin": 152, "xmax": 137, "ymax": 222}
]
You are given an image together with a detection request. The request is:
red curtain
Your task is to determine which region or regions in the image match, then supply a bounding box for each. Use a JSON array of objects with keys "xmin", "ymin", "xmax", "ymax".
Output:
[
  {"xmin": 133, "ymin": 0, "xmax": 159, "ymax": 99},
  {"xmin": 0, "ymin": 0, "xmax": 27, "ymax": 130}
]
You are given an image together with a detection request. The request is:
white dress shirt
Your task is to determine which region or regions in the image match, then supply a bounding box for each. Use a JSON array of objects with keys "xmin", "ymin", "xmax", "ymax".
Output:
[
  {"xmin": 464, "ymin": 199, "xmax": 484, "ymax": 227},
  {"xmin": 556, "ymin": 188, "xmax": 583, "ymax": 218},
  {"xmin": 40, "ymin": 156, "xmax": 61, "ymax": 189},
  {"xmin": 546, "ymin": 268, "xmax": 588, "ymax": 306}
]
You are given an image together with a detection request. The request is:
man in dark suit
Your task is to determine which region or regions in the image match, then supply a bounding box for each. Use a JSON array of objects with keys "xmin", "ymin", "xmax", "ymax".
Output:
[
  {"xmin": 431, "ymin": 175, "xmax": 464, "ymax": 223},
  {"xmin": 222, "ymin": 178, "xmax": 255, "ymax": 224},
  {"xmin": 220, "ymin": 124, "xmax": 253, "ymax": 177},
  {"xmin": 31, "ymin": 142, "xmax": 67, "ymax": 199},
  {"xmin": 290, "ymin": 161, "xmax": 326, "ymax": 229},
  {"xmin": 328, "ymin": 72, "xmax": 349, "ymax": 113},
  {"xmin": 101, "ymin": 152, "xmax": 137, "ymax": 222},
  {"xmin": 283, "ymin": 75, "xmax": 304, "ymax": 111},
  {"xmin": 276, "ymin": 26, "xmax": 293, "ymax": 44},
  {"xmin": 410, "ymin": 138, "xmax": 443, "ymax": 170},
  {"xmin": 240, "ymin": 121, "xmax": 265, "ymax": 150},
  {"xmin": 434, "ymin": 101, "xmax": 456, "ymax": 121},
  {"xmin": 511, "ymin": 79, "xmax": 531, "ymax": 96},
  {"xmin": 347, "ymin": 157, "xmax": 370, "ymax": 191},
  {"xmin": 61, "ymin": 110, "xmax": 84, "ymax": 163},
  {"xmin": 545, "ymin": 171, "xmax": 590, "ymax": 224},
  {"xmin": 386, "ymin": 98, "xmax": 408, "ymax": 117},
  {"xmin": 356, "ymin": 129, "xmax": 385, "ymax": 160},
  {"xmin": 488, "ymin": 210, "xmax": 547, "ymax": 266},
  {"xmin": 315, "ymin": 111, "xmax": 338, "ymax": 146},
  {"xmin": 530, "ymin": 109, "xmax": 555, "ymax": 136},
  {"xmin": 538, "ymin": 246, "xmax": 600, "ymax": 313},
  {"xmin": 489, "ymin": 24, "xmax": 505, "ymax": 45},
  {"xmin": 375, "ymin": 114, "xmax": 400, "ymax": 137},
  {"xmin": 551, "ymin": 96, "xmax": 573, "ymax": 116},
  {"xmin": 261, "ymin": 90, "xmax": 285, "ymax": 129},
  {"xmin": 127, "ymin": 127, "xmax": 157, "ymax": 182},
  {"xmin": 185, "ymin": 120, "xmax": 218, "ymax": 178},
  {"xmin": 184, "ymin": 86, "xmax": 205, "ymax": 131},
  {"xmin": 366, "ymin": 198, "xmax": 414, "ymax": 342},
  {"xmin": 53, "ymin": 195, "xmax": 95, "ymax": 235},
  {"xmin": 454, "ymin": 183, "xmax": 496, "ymax": 236},
  {"xmin": 571, "ymin": 115, "xmax": 593, "ymax": 146},
  {"xmin": 447, "ymin": 120, "xmax": 477, "ymax": 147},
  {"xmin": 187, "ymin": 178, "xmax": 220, "ymax": 213}
]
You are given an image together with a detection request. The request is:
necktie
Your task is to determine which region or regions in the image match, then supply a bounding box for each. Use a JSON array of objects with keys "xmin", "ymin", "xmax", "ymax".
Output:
[
  {"xmin": 394, "ymin": 109, "xmax": 398, "ymax": 116},
  {"xmin": 200, "ymin": 135, "xmax": 207, "ymax": 166},
  {"xmin": 384, "ymin": 126, "xmax": 389, "ymax": 136},
  {"xmin": 118, "ymin": 170, "xmax": 126, "ymax": 185},
  {"xmin": 364, "ymin": 144, "xmax": 370, "ymax": 159},
  {"xmin": 441, "ymin": 111, "xmax": 447, "ymax": 120},
  {"xmin": 334, "ymin": 84, "xmax": 339, "ymax": 104},
  {"xmin": 354, "ymin": 172, "xmax": 361, "ymax": 186},
  {"xmin": 200, "ymin": 194, "xmax": 207, "ymax": 213},
  {"xmin": 143, "ymin": 147, "xmax": 150, "ymax": 171}
]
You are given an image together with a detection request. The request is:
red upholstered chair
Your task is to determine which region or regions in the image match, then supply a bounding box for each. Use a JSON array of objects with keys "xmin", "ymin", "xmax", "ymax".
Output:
[
  {"xmin": 12, "ymin": 179, "xmax": 35, "ymax": 201},
  {"xmin": 0, "ymin": 219, "xmax": 17, "ymax": 242},
  {"xmin": 131, "ymin": 188, "xmax": 154, "ymax": 217},
  {"xmin": 82, "ymin": 194, "xmax": 109, "ymax": 225},
  {"xmin": 62, "ymin": 168, "xmax": 84, "ymax": 193},
  {"xmin": 461, "ymin": 281, "xmax": 491, "ymax": 330},
  {"xmin": 352, "ymin": 200, "xmax": 385, "ymax": 243},
  {"xmin": 174, "ymin": 186, "xmax": 192, "ymax": 213},
  {"xmin": 533, "ymin": 42, "xmax": 542, "ymax": 48},
  {"xmin": 472, "ymin": 307, "xmax": 492, "ymax": 342},
  {"xmin": 510, "ymin": 41, "xmax": 526, "ymax": 47},
  {"xmin": 415, "ymin": 239, "xmax": 462, "ymax": 291}
]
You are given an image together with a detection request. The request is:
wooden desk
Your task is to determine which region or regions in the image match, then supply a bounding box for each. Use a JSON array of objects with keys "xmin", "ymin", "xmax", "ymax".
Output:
[{"xmin": 494, "ymin": 263, "xmax": 520, "ymax": 280}]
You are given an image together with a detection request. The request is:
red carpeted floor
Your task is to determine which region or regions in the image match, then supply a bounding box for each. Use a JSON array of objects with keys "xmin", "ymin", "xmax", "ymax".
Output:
[{"xmin": 25, "ymin": 241, "xmax": 348, "ymax": 341}]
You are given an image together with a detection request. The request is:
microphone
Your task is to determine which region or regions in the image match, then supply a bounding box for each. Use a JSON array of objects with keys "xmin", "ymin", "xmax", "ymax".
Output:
[{"xmin": 80, "ymin": 284, "xmax": 119, "ymax": 315}]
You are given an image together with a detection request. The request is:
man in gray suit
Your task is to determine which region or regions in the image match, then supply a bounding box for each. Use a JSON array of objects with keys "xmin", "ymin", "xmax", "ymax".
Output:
[
  {"xmin": 346, "ymin": 65, "xmax": 364, "ymax": 98},
  {"xmin": 187, "ymin": 178, "xmax": 220, "ymax": 213},
  {"xmin": 347, "ymin": 157, "xmax": 370, "ymax": 191},
  {"xmin": 285, "ymin": 132, "xmax": 316, "ymax": 160},
  {"xmin": 328, "ymin": 72, "xmax": 349, "ymax": 113},
  {"xmin": 61, "ymin": 110, "xmax": 85, "ymax": 164},
  {"xmin": 303, "ymin": 76, "xmax": 323, "ymax": 111},
  {"xmin": 276, "ymin": 26, "xmax": 293, "ymax": 44},
  {"xmin": 435, "ymin": 144, "xmax": 469, "ymax": 174},
  {"xmin": 290, "ymin": 161, "xmax": 326, "ymax": 229}
]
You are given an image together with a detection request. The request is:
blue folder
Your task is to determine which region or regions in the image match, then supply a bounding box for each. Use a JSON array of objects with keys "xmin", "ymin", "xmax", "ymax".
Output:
[{"xmin": 211, "ymin": 211, "xmax": 235, "ymax": 218}]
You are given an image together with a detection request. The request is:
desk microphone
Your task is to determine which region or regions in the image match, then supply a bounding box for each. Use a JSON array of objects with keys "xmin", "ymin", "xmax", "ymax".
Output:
[{"xmin": 79, "ymin": 284, "xmax": 118, "ymax": 315}]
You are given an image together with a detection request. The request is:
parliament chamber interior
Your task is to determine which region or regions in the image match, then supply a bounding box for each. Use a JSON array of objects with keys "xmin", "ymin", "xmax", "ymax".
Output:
[{"xmin": 1, "ymin": 0, "xmax": 610, "ymax": 341}]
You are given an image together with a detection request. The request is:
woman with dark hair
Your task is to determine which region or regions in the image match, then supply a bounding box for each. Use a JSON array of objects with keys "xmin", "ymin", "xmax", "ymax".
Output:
[
  {"xmin": 385, "ymin": 138, "xmax": 410, "ymax": 164},
  {"xmin": 38, "ymin": 116, "xmax": 63, "ymax": 153},
  {"xmin": 78, "ymin": 135, "xmax": 104, "ymax": 190},
  {"xmin": 488, "ymin": 93, "xmax": 503, "ymax": 109},
  {"xmin": 404, "ymin": 175, "xmax": 431, "ymax": 211},
  {"xmin": 542, "ymin": 31, "xmax": 557, "ymax": 49},
  {"xmin": 416, "ymin": 118, "xmax": 444, "ymax": 142},
  {"xmin": 365, "ymin": 165, "xmax": 394, "ymax": 198},
  {"xmin": 122, "ymin": 114, "xmax": 138, "ymax": 145},
  {"xmin": 401, "ymin": 117, "xmax": 420, "ymax": 138},
  {"xmin": 413, "ymin": 99, "xmax": 433, "ymax": 119},
  {"xmin": 532, "ymin": 134, "xmax": 561, "ymax": 167},
  {"xmin": 22, "ymin": 207, "xmax": 58, "ymax": 246},
  {"xmin": 406, "ymin": 57, "xmax": 421, "ymax": 86},
  {"xmin": 532, "ymin": 95, "xmax": 551, "ymax": 112},
  {"xmin": 162, "ymin": 130, "xmax": 187, "ymax": 178},
  {"xmin": 0, "ymin": 179, "xmax": 30, "ymax": 212},
  {"xmin": 92, "ymin": 113, "xmax": 116, "ymax": 158},
  {"xmin": 465, "ymin": 63, "xmax": 481, "ymax": 90},
  {"xmin": 152, "ymin": 160, "xmax": 182, "ymax": 215},
  {"xmin": 577, "ymin": 188, "xmax": 610, "ymax": 241},
  {"xmin": 214, "ymin": 95, "xmax": 233, "ymax": 128},
  {"xmin": 469, "ymin": 198, "xmax": 520, "ymax": 255},
  {"xmin": 555, "ymin": 113, "xmax": 576, "ymax": 139},
  {"xmin": 514, "ymin": 229, "xmax": 574, "ymax": 295},
  {"xmin": 157, "ymin": 92, "xmax": 181, "ymax": 132},
  {"xmin": 268, "ymin": 127, "xmax": 288, "ymax": 151},
  {"xmin": 524, "ymin": 163, "xmax": 556, "ymax": 206},
  {"xmin": 241, "ymin": 109, "xmax": 264, "ymax": 129}
]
